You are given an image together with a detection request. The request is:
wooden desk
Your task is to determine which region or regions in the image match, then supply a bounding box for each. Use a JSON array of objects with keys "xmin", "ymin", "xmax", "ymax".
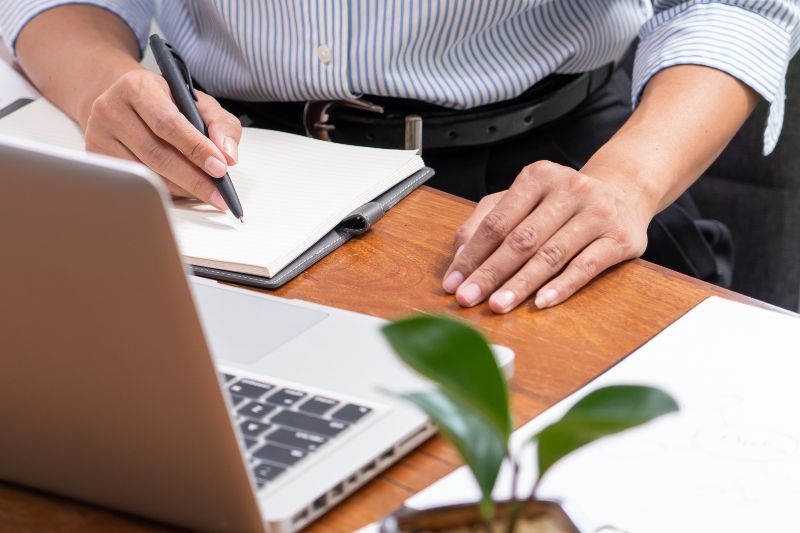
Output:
[{"xmin": 0, "ymin": 186, "xmax": 760, "ymax": 532}]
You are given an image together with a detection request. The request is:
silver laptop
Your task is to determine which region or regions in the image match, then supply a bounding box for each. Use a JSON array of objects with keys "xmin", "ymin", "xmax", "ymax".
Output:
[{"xmin": 0, "ymin": 137, "xmax": 516, "ymax": 532}]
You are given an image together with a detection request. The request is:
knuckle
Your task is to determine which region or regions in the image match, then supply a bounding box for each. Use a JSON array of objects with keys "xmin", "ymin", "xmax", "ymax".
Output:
[
  {"xmin": 573, "ymin": 255, "xmax": 599, "ymax": 279},
  {"xmin": 454, "ymin": 225, "xmax": 470, "ymax": 246},
  {"xmin": 189, "ymin": 138, "xmax": 207, "ymax": 160},
  {"xmin": 526, "ymin": 160, "xmax": 558, "ymax": 177},
  {"xmin": 89, "ymin": 94, "xmax": 112, "ymax": 120},
  {"xmin": 536, "ymin": 242, "xmax": 565, "ymax": 270},
  {"xmin": 481, "ymin": 211, "xmax": 509, "ymax": 239},
  {"xmin": 506, "ymin": 224, "xmax": 539, "ymax": 255},
  {"xmin": 589, "ymin": 200, "xmax": 614, "ymax": 220},
  {"xmin": 475, "ymin": 264, "xmax": 502, "ymax": 287},
  {"xmin": 566, "ymin": 171, "xmax": 591, "ymax": 193},
  {"xmin": 151, "ymin": 113, "xmax": 180, "ymax": 139},
  {"xmin": 144, "ymin": 142, "xmax": 172, "ymax": 172}
]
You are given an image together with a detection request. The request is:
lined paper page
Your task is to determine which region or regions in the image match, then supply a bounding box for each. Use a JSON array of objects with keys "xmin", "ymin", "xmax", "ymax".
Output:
[
  {"xmin": 174, "ymin": 128, "xmax": 422, "ymax": 276},
  {"xmin": 0, "ymin": 98, "xmax": 424, "ymax": 277}
]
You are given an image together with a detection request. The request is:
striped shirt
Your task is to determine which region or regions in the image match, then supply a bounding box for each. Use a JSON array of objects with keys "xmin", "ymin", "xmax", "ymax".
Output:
[{"xmin": 2, "ymin": 1, "xmax": 798, "ymax": 154}]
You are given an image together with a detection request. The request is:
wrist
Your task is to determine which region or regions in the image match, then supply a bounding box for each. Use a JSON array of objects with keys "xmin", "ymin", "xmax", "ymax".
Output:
[{"xmin": 77, "ymin": 60, "xmax": 144, "ymax": 128}]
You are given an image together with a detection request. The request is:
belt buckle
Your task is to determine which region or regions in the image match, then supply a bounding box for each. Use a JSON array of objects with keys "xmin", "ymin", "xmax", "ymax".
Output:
[{"xmin": 303, "ymin": 98, "xmax": 384, "ymax": 142}]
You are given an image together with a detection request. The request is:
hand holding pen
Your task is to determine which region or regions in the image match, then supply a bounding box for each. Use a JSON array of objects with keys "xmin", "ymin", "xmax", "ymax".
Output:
[{"xmin": 82, "ymin": 38, "xmax": 243, "ymax": 216}]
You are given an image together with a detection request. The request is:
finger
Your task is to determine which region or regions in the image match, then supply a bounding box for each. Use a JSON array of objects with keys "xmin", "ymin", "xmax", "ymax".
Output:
[
  {"xmin": 531, "ymin": 237, "xmax": 627, "ymax": 310},
  {"xmin": 197, "ymin": 91, "xmax": 242, "ymax": 164},
  {"xmin": 453, "ymin": 196, "xmax": 581, "ymax": 307},
  {"xmin": 452, "ymin": 193, "xmax": 503, "ymax": 251},
  {"xmin": 133, "ymin": 88, "xmax": 229, "ymax": 178},
  {"xmin": 87, "ymin": 133, "xmax": 192, "ymax": 199},
  {"xmin": 482, "ymin": 215, "xmax": 605, "ymax": 312},
  {"xmin": 121, "ymin": 108, "xmax": 227, "ymax": 210},
  {"xmin": 443, "ymin": 162, "xmax": 567, "ymax": 293}
]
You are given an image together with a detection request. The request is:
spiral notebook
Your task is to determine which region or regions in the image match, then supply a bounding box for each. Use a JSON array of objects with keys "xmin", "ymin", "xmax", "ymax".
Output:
[{"xmin": 0, "ymin": 98, "xmax": 433, "ymax": 288}]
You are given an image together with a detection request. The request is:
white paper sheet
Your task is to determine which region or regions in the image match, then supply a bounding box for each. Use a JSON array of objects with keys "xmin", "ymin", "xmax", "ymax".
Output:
[
  {"xmin": 406, "ymin": 297, "xmax": 800, "ymax": 532},
  {"xmin": 0, "ymin": 60, "xmax": 39, "ymax": 111}
]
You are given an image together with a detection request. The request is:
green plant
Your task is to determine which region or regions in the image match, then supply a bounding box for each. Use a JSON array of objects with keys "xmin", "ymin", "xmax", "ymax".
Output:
[{"xmin": 382, "ymin": 315, "xmax": 678, "ymax": 526}]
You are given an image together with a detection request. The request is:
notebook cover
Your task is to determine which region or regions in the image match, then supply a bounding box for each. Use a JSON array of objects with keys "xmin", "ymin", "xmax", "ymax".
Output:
[{"xmin": 191, "ymin": 166, "xmax": 434, "ymax": 289}]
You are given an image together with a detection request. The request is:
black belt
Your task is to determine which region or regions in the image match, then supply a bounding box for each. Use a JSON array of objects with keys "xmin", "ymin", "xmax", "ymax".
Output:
[{"xmin": 303, "ymin": 62, "xmax": 615, "ymax": 150}]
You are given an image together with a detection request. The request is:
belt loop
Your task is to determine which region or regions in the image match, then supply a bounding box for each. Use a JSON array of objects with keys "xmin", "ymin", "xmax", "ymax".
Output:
[{"xmin": 404, "ymin": 115, "xmax": 423, "ymax": 153}]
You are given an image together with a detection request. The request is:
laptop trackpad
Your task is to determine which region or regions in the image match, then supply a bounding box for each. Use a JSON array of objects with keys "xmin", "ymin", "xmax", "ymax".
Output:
[{"xmin": 191, "ymin": 281, "xmax": 328, "ymax": 365}]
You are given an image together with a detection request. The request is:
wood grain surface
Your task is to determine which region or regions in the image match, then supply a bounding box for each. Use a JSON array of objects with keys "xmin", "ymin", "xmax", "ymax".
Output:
[{"xmin": 0, "ymin": 186, "xmax": 761, "ymax": 532}]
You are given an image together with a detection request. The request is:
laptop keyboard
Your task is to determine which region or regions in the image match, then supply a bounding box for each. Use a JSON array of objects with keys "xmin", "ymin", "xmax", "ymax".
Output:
[{"xmin": 223, "ymin": 374, "xmax": 373, "ymax": 489}]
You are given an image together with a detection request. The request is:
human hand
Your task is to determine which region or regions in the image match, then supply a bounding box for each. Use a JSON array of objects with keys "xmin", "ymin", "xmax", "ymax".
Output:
[
  {"xmin": 442, "ymin": 161, "xmax": 653, "ymax": 312},
  {"xmin": 83, "ymin": 69, "xmax": 242, "ymax": 209}
]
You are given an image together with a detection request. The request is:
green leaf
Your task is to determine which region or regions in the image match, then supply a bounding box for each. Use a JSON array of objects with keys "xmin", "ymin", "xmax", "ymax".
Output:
[
  {"xmin": 401, "ymin": 388, "xmax": 506, "ymax": 517},
  {"xmin": 382, "ymin": 315, "xmax": 512, "ymax": 438},
  {"xmin": 534, "ymin": 385, "xmax": 678, "ymax": 484}
]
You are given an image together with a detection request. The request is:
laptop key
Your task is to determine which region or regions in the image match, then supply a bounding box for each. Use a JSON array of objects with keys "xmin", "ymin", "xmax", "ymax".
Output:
[
  {"xmin": 229, "ymin": 379, "xmax": 274, "ymax": 399},
  {"xmin": 230, "ymin": 394, "xmax": 247, "ymax": 407},
  {"xmin": 265, "ymin": 388, "xmax": 307, "ymax": 407},
  {"xmin": 238, "ymin": 400, "xmax": 276, "ymax": 420},
  {"xmin": 298, "ymin": 395, "xmax": 340, "ymax": 416},
  {"xmin": 331, "ymin": 404, "xmax": 372, "ymax": 423},
  {"xmin": 267, "ymin": 428, "xmax": 328, "ymax": 452},
  {"xmin": 222, "ymin": 373, "xmax": 236, "ymax": 382},
  {"xmin": 253, "ymin": 462, "xmax": 286, "ymax": 482},
  {"xmin": 271, "ymin": 410, "xmax": 348, "ymax": 437},
  {"xmin": 240, "ymin": 420, "xmax": 271, "ymax": 438},
  {"xmin": 244, "ymin": 438, "xmax": 259, "ymax": 450},
  {"xmin": 253, "ymin": 444, "xmax": 306, "ymax": 466}
]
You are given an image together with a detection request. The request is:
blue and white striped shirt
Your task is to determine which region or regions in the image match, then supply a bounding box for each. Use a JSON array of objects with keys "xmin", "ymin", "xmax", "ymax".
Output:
[{"xmin": 2, "ymin": 0, "xmax": 798, "ymax": 153}]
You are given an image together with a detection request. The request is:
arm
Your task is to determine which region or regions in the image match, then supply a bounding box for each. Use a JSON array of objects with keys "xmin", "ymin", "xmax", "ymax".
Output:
[
  {"xmin": 443, "ymin": 0, "xmax": 798, "ymax": 313},
  {"xmin": 10, "ymin": 4, "xmax": 241, "ymax": 208}
]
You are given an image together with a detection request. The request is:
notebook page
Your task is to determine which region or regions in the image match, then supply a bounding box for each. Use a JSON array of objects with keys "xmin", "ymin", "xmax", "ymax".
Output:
[
  {"xmin": 173, "ymin": 128, "xmax": 423, "ymax": 276},
  {"xmin": 0, "ymin": 98, "xmax": 84, "ymax": 151},
  {"xmin": 0, "ymin": 98, "xmax": 424, "ymax": 277}
]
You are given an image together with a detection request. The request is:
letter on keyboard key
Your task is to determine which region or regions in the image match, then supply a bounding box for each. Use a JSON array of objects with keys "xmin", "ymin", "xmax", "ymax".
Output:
[
  {"xmin": 253, "ymin": 444, "xmax": 306, "ymax": 466},
  {"xmin": 253, "ymin": 462, "xmax": 285, "ymax": 482},
  {"xmin": 228, "ymin": 379, "xmax": 274, "ymax": 399},
  {"xmin": 239, "ymin": 420, "xmax": 271, "ymax": 438},
  {"xmin": 331, "ymin": 404, "xmax": 372, "ymax": 423},
  {"xmin": 238, "ymin": 400, "xmax": 276, "ymax": 420},
  {"xmin": 265, "ymin": 388, "xmax": 307, "ymax": 407},
  {"xmin": 298, "ymin": 395, "xmax": 340, "ymax": 415},
  {"xmin": 267, "ymin": 428, "xmax": 328, "ymax": 451},
  {"xmin": 271, "ymin": 410, "xmax": 348, "ymax": 437}
]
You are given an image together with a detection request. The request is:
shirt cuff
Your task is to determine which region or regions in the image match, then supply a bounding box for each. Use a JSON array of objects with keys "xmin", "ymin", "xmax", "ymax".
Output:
[
  {"xmin": 0, "ymin": 1, "xmax": 154, "ymax": 59},
  {"xmin": 632, "ymin": 2, "xmax": 793, "ymax": 155}
]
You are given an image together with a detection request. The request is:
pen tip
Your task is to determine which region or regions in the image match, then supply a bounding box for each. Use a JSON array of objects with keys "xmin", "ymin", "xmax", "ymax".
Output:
[{"xmin": 238, "ymin": 217, "xmax": 244, "ymax": 224}]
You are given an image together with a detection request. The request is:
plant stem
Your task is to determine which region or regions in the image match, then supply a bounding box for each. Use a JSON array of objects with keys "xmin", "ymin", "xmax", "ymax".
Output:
[{"xmin": 505, "ymin": 459, "xmax": 521, "ymax": 533}]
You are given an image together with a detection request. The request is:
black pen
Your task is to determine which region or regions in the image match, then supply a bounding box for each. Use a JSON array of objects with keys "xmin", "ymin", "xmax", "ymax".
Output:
[{"xmin": 148, "ymin": 34, "xmax": 244, "ymax": 222}]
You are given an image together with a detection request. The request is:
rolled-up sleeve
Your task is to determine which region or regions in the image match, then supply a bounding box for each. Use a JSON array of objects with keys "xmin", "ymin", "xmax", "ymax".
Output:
[
  {"xmin": 0, "ymin": 1, "xmax": 155, "ymax": 58},
  {"xmin": 633, "ymin": 0, "xmax": 800, "ymax": 154}
]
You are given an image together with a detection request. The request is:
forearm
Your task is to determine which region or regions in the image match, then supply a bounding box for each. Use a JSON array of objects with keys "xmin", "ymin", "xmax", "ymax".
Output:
[
  {"xmin": 15, "ymin": 5, "xmax": 143, "ymax": 128},
  {"xmin": 583, "ymin": 64, "xmax": 760, "ymax": 215}
]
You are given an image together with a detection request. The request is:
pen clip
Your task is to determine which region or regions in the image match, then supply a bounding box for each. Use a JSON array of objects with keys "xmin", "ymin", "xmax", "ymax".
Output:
[{"xmin": 165, "ymin": 42, "xmax": 198, "ymax": 102}]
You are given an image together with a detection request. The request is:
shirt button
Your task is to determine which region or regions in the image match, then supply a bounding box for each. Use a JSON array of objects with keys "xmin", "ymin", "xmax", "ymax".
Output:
[{"xmin": 317, "ymin": 45, "xmax": 332, "ymax": 64}]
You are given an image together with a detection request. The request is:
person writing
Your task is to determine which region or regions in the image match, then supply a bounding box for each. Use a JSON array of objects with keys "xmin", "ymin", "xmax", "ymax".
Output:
[{"xmin": 2, "ymin": 1, "xmax": 797, "ymax": 312}]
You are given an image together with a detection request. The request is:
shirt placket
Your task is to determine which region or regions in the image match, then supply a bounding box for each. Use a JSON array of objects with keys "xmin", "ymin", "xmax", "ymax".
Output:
[{"xmin": 311, "ymin": 0, "xmax": 355, "ymax": 100}]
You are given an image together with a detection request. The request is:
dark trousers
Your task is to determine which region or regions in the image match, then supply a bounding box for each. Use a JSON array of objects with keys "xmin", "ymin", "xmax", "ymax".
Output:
[{"xmin": 422, "ymin": 67, "xmax": 633, "ymax": 201}]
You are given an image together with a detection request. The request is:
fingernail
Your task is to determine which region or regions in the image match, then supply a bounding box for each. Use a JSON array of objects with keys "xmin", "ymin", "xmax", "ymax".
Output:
[
  {"xmin": 457, "ymin": 283, "xmax": 482, "ymax": 306},
  {"xmin": 204, "ymin": 156, "xmax": 227, "ymax": 178},
  {"xmin": 490, "ymin": 290, "xmax": 516, "ymax": 313},
  {"xmin": 443, "ymin": 271, "xmax": 464, "ymax": 293},
  {"xmin": 455, "ymin": 244, "xmax": 465, "ymax": 257},
  {"xmin": 224, "ymin": 137, "xmax": 238, "ymax": 163},
  {"xmin": 535, "ymin": 288, "xmax": 559, "ymax": 309},
  {"xmin": 209, "ymin": 190, "xmax": 228, "ymax": 212}
]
